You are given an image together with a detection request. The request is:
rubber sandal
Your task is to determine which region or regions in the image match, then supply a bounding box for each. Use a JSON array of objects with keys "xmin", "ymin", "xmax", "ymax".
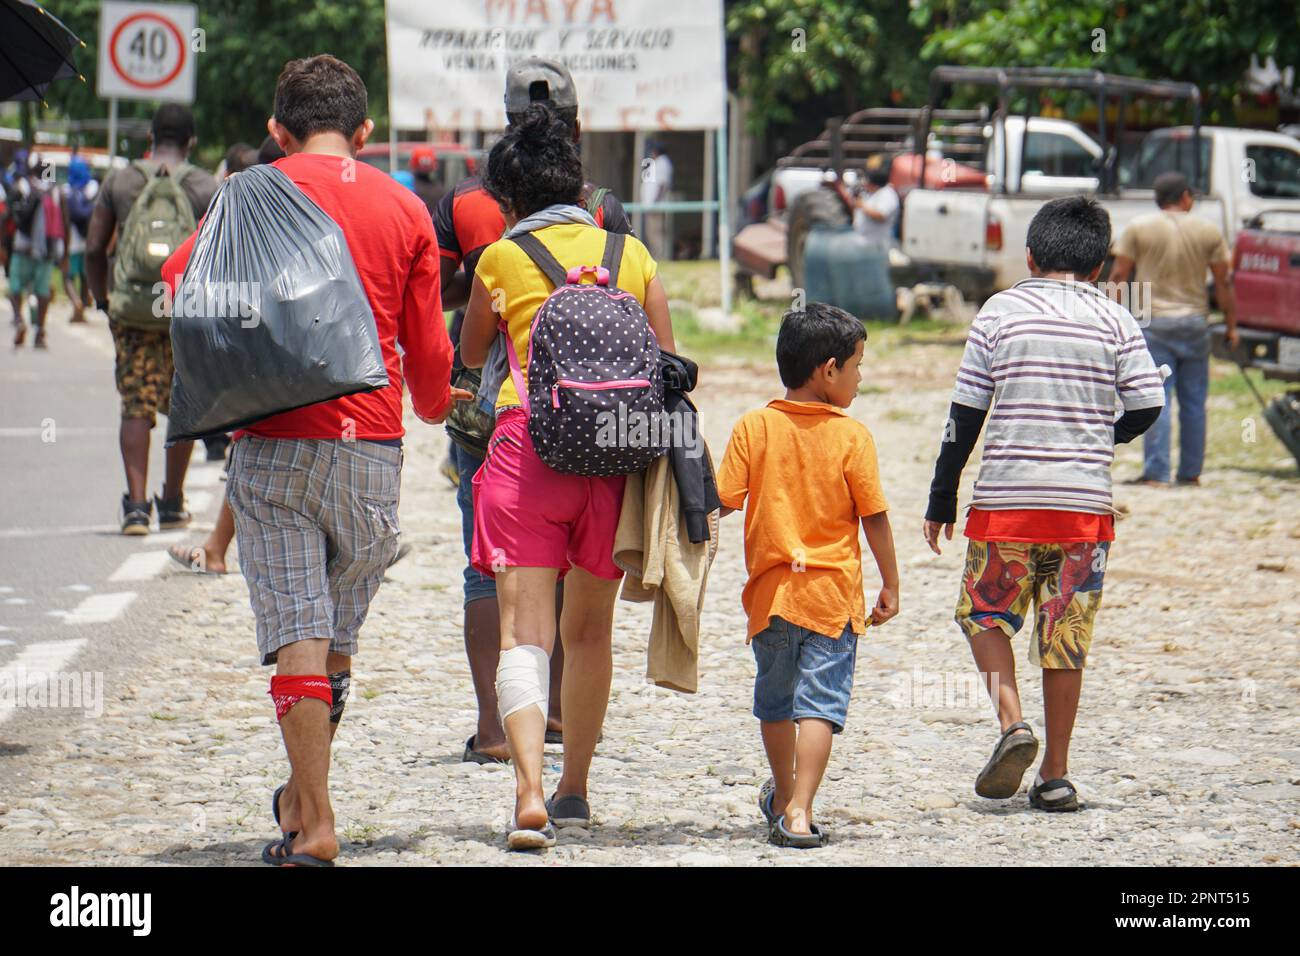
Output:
[
  {"xmin": 462, "ymin": 735, "xmax": 509, "ymax": 765},
  {"xmin": 544, "ymin": 728, "xmax": 563, "ymax": 745},
  {"xmin": 975, "ymin": 721, "xmax": 1039, "ymax": 799},
  {"xmin": 272, "ymin": 784, "xmax": 298, "ymax": 840},
  {"xmin": 768, "ymin": 814, "xmax": 828, "ymax": 849},
  {"xmin": 167, "ymin": 544, "xmax": 225, "ymax": 575},
  {"xmin": 1029, "ymin": 776, "xmax": 1080, "ymax": 812},
  {"xmin": 506, "ymin": 819, "xmax": 557, "ymax": 850},
  {"xmin": 758, "ymin": 777, "xmax": 778, "ymax": 825},
  {"xmin": 261, "ymin": 836, "xmax": 335, "ymax": 867},
  {"xmin": 546, "ymin": 792, "xmax": 591, "ymax": 828}
]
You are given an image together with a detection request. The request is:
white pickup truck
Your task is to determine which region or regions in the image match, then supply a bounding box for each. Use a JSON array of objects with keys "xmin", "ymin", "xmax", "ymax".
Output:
[{"xmin": 903, "ymin": 123, "xmax": 1300, "ymax": 299}]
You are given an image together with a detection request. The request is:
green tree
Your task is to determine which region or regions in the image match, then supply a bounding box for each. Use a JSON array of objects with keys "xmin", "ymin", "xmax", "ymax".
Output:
[
  {"xmin": 910, "ymin": 0, "xmax": 1300, "ymax": 121},
  {"xmin": 727, "ymin": 0, "xmax": 931, "ymax": 134}
]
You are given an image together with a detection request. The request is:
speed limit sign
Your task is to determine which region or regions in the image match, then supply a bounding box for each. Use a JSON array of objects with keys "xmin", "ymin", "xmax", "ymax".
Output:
[{"xmin": 97, "ymin": 1, "xmax": 198, "ymax": 103}]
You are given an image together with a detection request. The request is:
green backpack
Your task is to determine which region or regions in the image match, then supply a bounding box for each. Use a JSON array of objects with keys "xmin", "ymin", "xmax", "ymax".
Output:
[{"xmin": 109, "ymin": 160, "xmax": 197, "ymax": 329}]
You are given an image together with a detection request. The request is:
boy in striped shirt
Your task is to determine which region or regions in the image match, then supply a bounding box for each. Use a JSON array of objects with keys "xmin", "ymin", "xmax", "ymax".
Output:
[{"xmin": 923, "ymin": 196, "xmax": 1165, "ymax": 812}]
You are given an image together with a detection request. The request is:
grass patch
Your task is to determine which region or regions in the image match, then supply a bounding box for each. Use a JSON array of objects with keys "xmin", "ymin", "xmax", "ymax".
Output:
[
  {"xmin": 149, "ymin": 712, "xmax": 178, "ymax": 721},
  {"xmin": 1205, "ymin": 359, "xmax": 1298, "ymax": 479}
]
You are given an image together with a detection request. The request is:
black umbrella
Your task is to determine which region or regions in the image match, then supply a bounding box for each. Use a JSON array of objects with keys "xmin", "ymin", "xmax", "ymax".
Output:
[{"xmin": 0, "ymin": 0, "xmax": 85, "ymax": 104}]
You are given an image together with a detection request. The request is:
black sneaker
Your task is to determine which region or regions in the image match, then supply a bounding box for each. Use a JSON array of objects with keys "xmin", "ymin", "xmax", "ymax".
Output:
[
  {"xmin": 121, "ymin": 496, "xmax": 152, "ymax": 536},
  {"xmin": 155, "ymin": 492, "xmax": 191, "ymax": 530}
]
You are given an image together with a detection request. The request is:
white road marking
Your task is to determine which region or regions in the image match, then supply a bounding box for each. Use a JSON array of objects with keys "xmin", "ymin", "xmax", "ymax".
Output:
[
  {"xmin": 187, "ymin": 490, "xmax": 213, "ymax": 513},
  {"xmin": 0, "ymin": 587, "xmax": 12, "ymax": 593},
  {"xmin": 48, "ymin": 592, "xmax": 137, "ymax": 625},
  {"xmin": 108, "ymin": 551, "xmax": 171, "ymax": 582},
  {"xmin": 0, "ymin": 639, "xmax": 87, "ymax": 726},
  {"xmin": 61, "ymin": 317, "xmax": 115, "ymax": 359},
  {"xmin": 62, "ymin": 584, "xmax": 93, "ymax": 592},
  {"xmin": 4, "ymin": 597, "xmax": 29, "ymax": 605},
  {"xmin": 0, "ymin": 523, "xmax": 214, "ymax": 540},
  {"xmin": 0, "ymin": 638, "xmax": 15, "ymax": 646}
]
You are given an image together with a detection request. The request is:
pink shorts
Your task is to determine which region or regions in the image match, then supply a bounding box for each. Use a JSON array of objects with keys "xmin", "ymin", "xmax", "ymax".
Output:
[{"xmin": 471, "ymin": 407, "xmax": 626, "ymax": 580}]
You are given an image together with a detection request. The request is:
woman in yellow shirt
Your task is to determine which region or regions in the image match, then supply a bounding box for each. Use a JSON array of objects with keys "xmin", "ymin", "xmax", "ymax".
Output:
[{"xmin": 460, "ymin": 104, "xmax": 675, "ymax": 850}]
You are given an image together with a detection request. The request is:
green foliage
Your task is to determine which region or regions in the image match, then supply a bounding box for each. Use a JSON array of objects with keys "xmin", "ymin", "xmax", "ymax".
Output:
[
  {"xmin": 727, "ymin": 0, "xmax": 931, "ymax": 134},
  {"xmin": 910, "ymin": 0, "xmax": 1300, "ymax": 121},
  {"xmin": 40, "ymin": 0, "xmax": 389, "ymax": 161}
]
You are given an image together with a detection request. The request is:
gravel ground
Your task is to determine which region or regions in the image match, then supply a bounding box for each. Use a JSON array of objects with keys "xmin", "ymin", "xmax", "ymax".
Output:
[{"xmin": 2, "ymin": 336, "xmax": 1298, "ymax": 866}]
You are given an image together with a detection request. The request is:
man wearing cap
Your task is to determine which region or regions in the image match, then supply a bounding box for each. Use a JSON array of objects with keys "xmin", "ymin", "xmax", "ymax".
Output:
[
  {"xmin": 1110, "ymin": 171, "xmax": 1237, "ymax": 486},
  {"xmin": 435, "ymin": 56, "xmax": 634, "ymax": 764},
  {"xmin": 410, "ymin": 146, "xmax": 445, "ymax": 220}
]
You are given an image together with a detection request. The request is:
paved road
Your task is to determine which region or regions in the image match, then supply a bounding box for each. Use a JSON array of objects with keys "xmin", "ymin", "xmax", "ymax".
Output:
[{"xmin": 0, "ymin": 302, "xmax": 223, "ymax": 741}]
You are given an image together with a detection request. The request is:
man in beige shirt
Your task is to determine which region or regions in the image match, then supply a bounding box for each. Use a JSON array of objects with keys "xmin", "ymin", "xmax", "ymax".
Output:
[{"xmin": 1110, "ymin": 172, "xmax": 1237, "ymax": 485}]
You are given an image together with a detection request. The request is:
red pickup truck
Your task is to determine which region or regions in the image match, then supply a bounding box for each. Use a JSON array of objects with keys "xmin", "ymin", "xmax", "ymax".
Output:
[{"xmin": 1214, "ymin": 209, "xmax": 1300, "ymax": 464}]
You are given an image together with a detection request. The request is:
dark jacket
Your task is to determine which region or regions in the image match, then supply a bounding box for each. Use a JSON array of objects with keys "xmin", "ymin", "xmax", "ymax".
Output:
[{"xmin": 660, "ymin": 350, "xmax": 721, "ymax": 542}]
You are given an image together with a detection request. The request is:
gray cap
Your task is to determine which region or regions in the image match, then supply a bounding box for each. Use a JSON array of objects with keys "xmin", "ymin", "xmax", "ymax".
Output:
[{"xmin": 504, "ymin": 57, "xmax": 579, "ymax": 115}]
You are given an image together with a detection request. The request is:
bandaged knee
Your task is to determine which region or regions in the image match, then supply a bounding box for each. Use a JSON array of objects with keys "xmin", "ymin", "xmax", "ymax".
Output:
[
  {"xmin": 269, "ymin": 674, "xmax": 333, "ymax": 722},
  {"xmin": 329, "ymin": 671, "xmax": 351, "ymax": 724},
  {"xmin": 496, "ymin": 645, "xmax": 550, "ymax": 722}
]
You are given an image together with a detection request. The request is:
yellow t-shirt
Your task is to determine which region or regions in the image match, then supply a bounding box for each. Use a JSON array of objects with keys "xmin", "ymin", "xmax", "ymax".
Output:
[
  {"xmin": 474, "ymin": 223, "xmax": 658, "ymax": 411},
  {"xmin": 1114, "ymin": 210, "xmax": 1231, "ymax": 318},
  {"xmin": 716, "ymin": 399, "xmax": 889, "ymax": 641}
]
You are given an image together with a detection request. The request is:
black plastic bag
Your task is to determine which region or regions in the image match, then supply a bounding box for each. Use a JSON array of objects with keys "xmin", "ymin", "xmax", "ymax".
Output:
[{"xmin": 165, "ymin": 164, "xmax": 388, "ymax": 442}]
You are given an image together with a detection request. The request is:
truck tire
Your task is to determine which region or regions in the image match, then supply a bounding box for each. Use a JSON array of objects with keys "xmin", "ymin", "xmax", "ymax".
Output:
[{"xmin": 787, "ymin": 189, "xmax": 850, "ymax": 290}]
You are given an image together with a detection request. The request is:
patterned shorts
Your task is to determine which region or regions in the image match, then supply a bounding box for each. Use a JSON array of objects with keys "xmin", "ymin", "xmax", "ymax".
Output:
[
  {"xmin": 955, "ymin": 540, "xmax": 1109, "ymax": 669},
  {"xmin": 110, "ymin": 321, "xmax": 173, "ymax": 425},
  {"xmin": 227, "ymin": 436, "xmax": 402, "ymax": 665}
]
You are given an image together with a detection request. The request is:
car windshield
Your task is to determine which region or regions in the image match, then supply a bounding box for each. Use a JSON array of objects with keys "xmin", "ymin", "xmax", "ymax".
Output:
[{"xmin": 1245, "ymin": 145, "xmax": 1300, "ymax": 199}]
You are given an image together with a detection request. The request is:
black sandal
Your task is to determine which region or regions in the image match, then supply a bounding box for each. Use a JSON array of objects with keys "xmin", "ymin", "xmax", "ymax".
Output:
[
  {"xmin": 462, "ymin": 735, "xmax": 509, "ymax": 765},
  {"xmin": 262, "ymin": 836, "xmax": 334, "ymax": 867},
  {"xmin": 758, "ymin": 777, "xmax": 778, "ymax": 825},
  {"xmin": 1029, "ymin": 776, "xmax": 1080, "ymax": 812},
  {"xmin": 975, "ymin": 721, "xmax": 1039, "ymax": 799},
  {"xmin": 768, "ymin": 814, "xmax": 828, "ymax": 849},
  {"xmin": 272, "ymin": 783, "xmax": 298, "ymax": 839}
]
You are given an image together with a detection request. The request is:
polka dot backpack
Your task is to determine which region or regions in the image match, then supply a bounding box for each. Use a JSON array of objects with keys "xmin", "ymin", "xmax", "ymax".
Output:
[{"xmin": 502, "ymin": 230, "xmax": 667, "ymax": 476}]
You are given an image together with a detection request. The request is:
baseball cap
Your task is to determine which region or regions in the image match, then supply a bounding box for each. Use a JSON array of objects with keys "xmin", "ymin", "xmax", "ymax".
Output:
[
  {"xmin": 410, "ymin": 145, "xmax": 437, "ymax": 173},
  {"xmin": 504, "ymin": 57, "xmax": 579, "ymax": 116}
]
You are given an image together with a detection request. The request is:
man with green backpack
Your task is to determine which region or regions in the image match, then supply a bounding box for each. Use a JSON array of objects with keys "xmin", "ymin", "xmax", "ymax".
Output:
[{"xmin": 86, "ymin": 104, "xmax": 218, "ymax": 535}]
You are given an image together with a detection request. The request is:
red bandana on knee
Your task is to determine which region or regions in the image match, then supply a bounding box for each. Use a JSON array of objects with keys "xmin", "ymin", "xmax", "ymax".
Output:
[{"xmin": 269, "ymin": 675, "xmax": 333, "ymax": 722}]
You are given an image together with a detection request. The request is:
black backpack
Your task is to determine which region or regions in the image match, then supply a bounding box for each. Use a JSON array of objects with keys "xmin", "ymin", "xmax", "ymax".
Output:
[{"xmin": 502, "ymin": 230, "xmax": 667, "ymax": 476}]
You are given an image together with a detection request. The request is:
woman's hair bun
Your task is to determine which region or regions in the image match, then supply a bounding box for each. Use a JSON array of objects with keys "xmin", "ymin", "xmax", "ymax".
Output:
[{"xmin": 515, "ymin": 102, "xmax": 566, "ymax": 144}]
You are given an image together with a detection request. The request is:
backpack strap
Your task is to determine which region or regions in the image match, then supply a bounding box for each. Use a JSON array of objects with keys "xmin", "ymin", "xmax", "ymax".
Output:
[
  {"xmin": 509, "ymin": 232, "xmax": 568, "ymax": 289},
  {"xmin": 600, "ymin": 231, "xmax": 625, "ymax": 288}
]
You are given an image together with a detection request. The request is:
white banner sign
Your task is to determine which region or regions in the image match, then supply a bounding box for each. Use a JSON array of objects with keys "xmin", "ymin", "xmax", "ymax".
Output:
[
  {"xmin": 386, "ymin": 0, "xmax": 725, "ymax": 132},
  {"xmin": 97, "ymin": 1, "xmax": 198, "ymax": 103}
]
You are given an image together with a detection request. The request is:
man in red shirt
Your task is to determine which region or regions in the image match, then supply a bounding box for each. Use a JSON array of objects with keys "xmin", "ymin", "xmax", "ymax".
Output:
[{"xmin": 165, "ymin": 56, "xmax": 457, "ymax": 866}]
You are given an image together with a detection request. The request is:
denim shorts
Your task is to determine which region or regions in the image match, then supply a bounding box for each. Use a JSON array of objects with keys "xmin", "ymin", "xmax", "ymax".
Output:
[
  {"xmin": 751, "ymin": 617, "xmax": 859, "ymax": 733},
  {"xmin": 449, "ymin": 440, "xmax": 496, "ymax": 607}
]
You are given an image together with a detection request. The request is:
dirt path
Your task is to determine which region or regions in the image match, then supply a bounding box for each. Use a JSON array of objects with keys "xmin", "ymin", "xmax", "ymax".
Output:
[{"xmin": 1, "ymin": 340, "xmax": 1297, "ymax": 866}]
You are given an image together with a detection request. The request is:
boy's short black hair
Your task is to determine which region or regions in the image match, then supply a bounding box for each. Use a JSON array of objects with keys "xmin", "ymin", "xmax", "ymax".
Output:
[
  {"xmin": 257, "ymin": 134, "xmax": 286, "ymax": 165},
  {"xmin": 776, "ymin": 302, "xmax": 866, "ymax": 389},
  {"xmin": 1025, "ymin": 195, "xmax": 1112, "ymax": 277},
  {"xmin": 865, "ymin": 160, "xmax": 891, "ymax": 188},
  {"xmin": 273, "ymin": 55, "xmax": 367, "ymax": 142},
  {"xmin": 223, "ymin": 142, "xmax": 258, "ymax": 174},
  {"xmin": 1154, "ymin": 171, "xmax": 1190, "ymax": 207},
  {"xmin": 151, "ymin": 103, "xmax": 195, "ymax": 149}
]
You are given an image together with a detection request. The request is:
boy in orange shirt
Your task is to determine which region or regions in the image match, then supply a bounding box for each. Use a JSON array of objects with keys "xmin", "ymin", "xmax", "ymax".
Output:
[{"xmin": 717, "ymin": 303, "xmax": 899, "ymax": 848}]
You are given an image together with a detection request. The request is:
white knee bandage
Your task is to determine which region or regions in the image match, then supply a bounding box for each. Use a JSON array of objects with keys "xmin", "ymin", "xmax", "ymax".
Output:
[{"xmin": 496, "ymin": 644, "xmax": 550, "ymax": 722}]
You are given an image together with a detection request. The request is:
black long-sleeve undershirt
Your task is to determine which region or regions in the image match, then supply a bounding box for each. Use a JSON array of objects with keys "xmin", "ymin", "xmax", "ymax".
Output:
[{"xmin": 924, "ymin": 402, "xmax": 1164, "ymax": 525}]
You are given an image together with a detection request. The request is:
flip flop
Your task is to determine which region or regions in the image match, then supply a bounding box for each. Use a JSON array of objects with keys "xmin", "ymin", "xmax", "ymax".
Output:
[
  {"xmin": 758, "ymin": 777, "xmax": 778, "ymax": 825},
  {"xmin": 506, "ymin": 819, "xmax": 557, "ymax": 851},
  {"xmin": 166, "ymin": 544, "xmax": 225, "ymax": 575},
  {"xmin": 768, "ymin": 814, "xmax": 828, "ymax": 849},
  {"xmin": 546, "ymin": 792, "xmax": 591, "ymax": 828},
  {"xmin": 975, "ymin": 721, "xmax": 1039, "ymax": 799},
  {"xmin": 462, "ymin": 735, "xmax": 509, "ymax": 765},
  {"xmin": 1029, "ymin": 776, "xmax": 1081, "ymax": 812},
  {"xmin": 272, "ymin": 783, "xmax": 298, "ymax": 840},
  {"xmin": 261, "ymin": 836, "xmax": 335, "ymax": 867}
]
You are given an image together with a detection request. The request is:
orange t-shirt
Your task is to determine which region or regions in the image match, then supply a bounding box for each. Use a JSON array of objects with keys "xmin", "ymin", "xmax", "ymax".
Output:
[
  {"xmin": 964, "ymin": 508, "xmax": 1115, "ymax": 543},
  {"xmin": 717, "ymin": 400, "xmax": 889, "ymax": 641}
]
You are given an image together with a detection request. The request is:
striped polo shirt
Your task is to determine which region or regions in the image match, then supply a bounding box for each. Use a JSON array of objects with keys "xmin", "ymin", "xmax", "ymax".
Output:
[{"xmin": 952, "ymin": 277, "xmax": 1166, "ymax": 515}]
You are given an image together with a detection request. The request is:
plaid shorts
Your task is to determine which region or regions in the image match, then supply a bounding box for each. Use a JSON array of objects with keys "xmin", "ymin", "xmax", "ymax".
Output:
[
  {"xmin": 955, "ymin": 540, "xmax": 1109, "ymax": 670},
  {"xmin": 109, "ymin": 321, "xmax": 173, "ymax": 425},
  {"xmin": 227, "ymin": 436, "xmax": 402, "ymax": 665}
]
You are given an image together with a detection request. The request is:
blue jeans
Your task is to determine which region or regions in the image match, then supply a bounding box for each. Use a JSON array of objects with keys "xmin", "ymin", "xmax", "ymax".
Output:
[
  {"xmin": 751, "ymin": 617, "xmax": 858, "ymax": 733},
  {"xmin": 449, "ymin": 441, "xmax": 496, "ymax": 606},
  {"xmin": 1141, "ymin": 316, "xmax": 1210, "ymax": 482}
]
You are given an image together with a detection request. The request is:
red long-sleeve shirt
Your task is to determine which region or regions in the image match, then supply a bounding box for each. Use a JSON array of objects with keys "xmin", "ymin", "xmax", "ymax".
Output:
[{"xmin": 163, "ymin": 151, "xmax": 452, "ymax": 439}]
